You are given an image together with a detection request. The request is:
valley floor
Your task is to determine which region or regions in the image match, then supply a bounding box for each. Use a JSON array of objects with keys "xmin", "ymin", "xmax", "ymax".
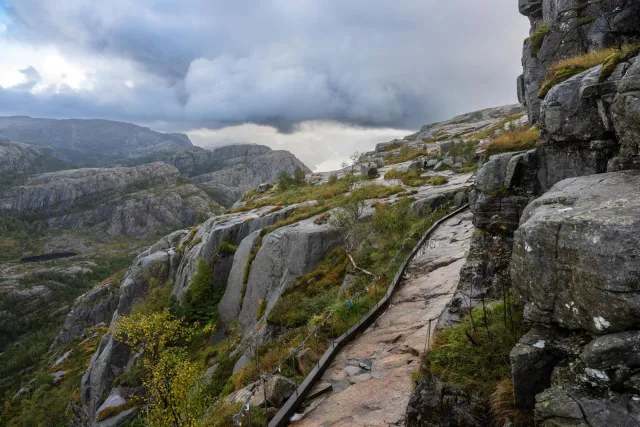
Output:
[{"xmin": 292, "ymin": 211, "xmax": 474, "ymax": 426}]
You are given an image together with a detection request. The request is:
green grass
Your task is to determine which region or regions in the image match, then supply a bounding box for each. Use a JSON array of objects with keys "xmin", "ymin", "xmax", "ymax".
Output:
[
  {"xmin": 426, "ymin": 300, "xmax": 527, "ymax": 397},
  {"xmin": 384, "ymin": 149, "xmax": 429, "ymax": 166},
  {"xmin": 218, "ymin": 241, "xmax": 238, "ymax": 256},
  {"xmin": 384, "ymin": 169, "xmax": 448, "ymax": 187}
]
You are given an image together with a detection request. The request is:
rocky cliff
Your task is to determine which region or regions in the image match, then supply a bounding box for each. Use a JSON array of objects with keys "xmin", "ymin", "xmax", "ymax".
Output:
[
  {"xmin": 130, "ymin": 144, "xmax": 312, "ymax": 207},
  {"xmin": 424, "ymin": 2, "xmax": 640, "ymax": 425},
  {"xmin": 0, "ymin": 116, "xmax": 192, "ymax": 167},
  {"xmin": 0, "ymin": 162, "xmax": 221, "ymax": 237},
  {"xmin": 0, "ymin": 139, "xmax": 71, "ymax": 188}
]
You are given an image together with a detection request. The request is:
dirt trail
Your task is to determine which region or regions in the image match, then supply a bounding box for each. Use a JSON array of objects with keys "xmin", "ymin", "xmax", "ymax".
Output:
[{"xmin": 291, "ymin": 210, "xmax": 474, "ymax": 427}]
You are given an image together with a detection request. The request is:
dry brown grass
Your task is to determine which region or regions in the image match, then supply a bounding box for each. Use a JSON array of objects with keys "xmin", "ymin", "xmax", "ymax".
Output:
[
  {"xmin": 547, "ymin": 48, "xmax": 617, "ymax": 77},
  {"xmin": 484, "ymin": 127, "xmax": 540, "ymax": 157},
  {"xmin": 490, "ymin": 379, "xmax": 534, "ymax": 427},
  {"xmin": 539, "ymin": 45, "xmax": 640, "ymax": 98}
]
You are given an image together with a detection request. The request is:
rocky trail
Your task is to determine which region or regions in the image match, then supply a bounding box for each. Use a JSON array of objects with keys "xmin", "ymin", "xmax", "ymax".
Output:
[{"xmin": 291, "ymin": 210, "xmax": 474, "ymax": 427}]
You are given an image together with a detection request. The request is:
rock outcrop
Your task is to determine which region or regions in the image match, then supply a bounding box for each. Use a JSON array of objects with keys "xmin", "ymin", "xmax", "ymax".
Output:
[
  {"xmin": 507, "ymin": 171, "xmax": 640, "ymax": 423},
  {"xmin": 50, "ymin": 281, "xmax": 120, "ymax": 350},
  {"xmin": 0, "ymin": 139, "xmax": 70, "ymax": 188},
  {"xmin": 518, "ymin": 0, "xmax": 640, "ymax": 123},
  {"xmin": 512, "ymin": 171, "xmax": 640, "ymax": 334},
  {"xmin": 0, "ymin": 162, "xmax": 221, "ymax": 237},
  {"xmin": 126, "ymin": 144, "xmax": 311, "ymax": 207}
]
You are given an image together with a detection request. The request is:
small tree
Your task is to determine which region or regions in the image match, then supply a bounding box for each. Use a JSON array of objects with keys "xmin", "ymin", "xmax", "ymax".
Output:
[
  {"xmin": 330, "ymin": 187, "xmax": 368, "ymax": 252},
  {"xmin": 277, "ymin": 172, "xmax": 296, "ymax": 191},
  {"xmin": 349, "ymin": 151, "xmax": 361, "ymax": 172},
  {"xmin": 293, "ymin": 167, "xmax": 306, "ymax": 184}
]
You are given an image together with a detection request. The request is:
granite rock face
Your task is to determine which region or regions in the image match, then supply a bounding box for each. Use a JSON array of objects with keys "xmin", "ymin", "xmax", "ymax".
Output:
[
  {"xmin": 518, "ymin": 0, "xmax": 640, "ymax": 123},
  {"xmin": 508, "ymin": 171, "xmax": 640, "ymax": 421},
  {"xmin": 511, "ymin": 171, "xmax": 640, "ymax": 334},
  {"xmin": 0, "ymin": 139, "xmax": 70, "ymax": 187},
  {"xmin": 130, "ymin": 144, "xmax": 311, "ymax": 207},
  {"xmin": 0, "ymin": 162, "xmax": 221, "ymax": 237}
]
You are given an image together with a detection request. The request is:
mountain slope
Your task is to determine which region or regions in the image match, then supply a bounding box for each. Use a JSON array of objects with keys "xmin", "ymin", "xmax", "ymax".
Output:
[
  {"xmin": 0, "ymin": 116, "xmax": 192, "ymax": 167},
  {"xmin": 0, "ymin": 139, "xmax": 72, "ymax": 188},
  {"xmin": 127, "ymin": 143, "xmax": 312, "ymax": 207}
]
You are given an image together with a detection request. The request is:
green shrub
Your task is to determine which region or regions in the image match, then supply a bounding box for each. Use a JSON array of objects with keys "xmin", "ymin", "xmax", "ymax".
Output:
[
  {"xmin": 181, "ymin": 259, "xmax": 224, "ymax": 324},
  {"xmin": 328, "ymin": 174, "xmax": 338, "ymax": 184},
  {"xmin": 218, "ymin": 241, "xmax": 238, "ymax": 256}
]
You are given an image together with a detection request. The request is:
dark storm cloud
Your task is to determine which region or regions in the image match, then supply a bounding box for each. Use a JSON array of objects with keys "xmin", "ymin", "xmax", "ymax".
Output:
[{"xmin": 1, "ymin": 0, "xmax": 529, "ymax": 131}]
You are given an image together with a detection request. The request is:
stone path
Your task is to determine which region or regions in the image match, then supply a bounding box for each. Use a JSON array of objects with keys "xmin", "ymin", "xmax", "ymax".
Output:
[{"xmin": 291, "ymin": 211, "xmax": 474, "ymax": 427}]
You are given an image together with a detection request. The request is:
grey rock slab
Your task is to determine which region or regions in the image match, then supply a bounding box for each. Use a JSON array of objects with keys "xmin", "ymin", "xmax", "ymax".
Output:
[{"xmin": 511, "ymin": 171, "xmax": 640, "ymax": 334}]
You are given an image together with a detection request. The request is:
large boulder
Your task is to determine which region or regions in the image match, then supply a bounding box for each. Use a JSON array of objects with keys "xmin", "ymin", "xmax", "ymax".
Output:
[
  {"xmin": 511, "ymin": 171, "xmax": 640, "ymax": 334},
  {"xmin": 540, "ymin": 68, "xmax": 609, "ymax": 142}
]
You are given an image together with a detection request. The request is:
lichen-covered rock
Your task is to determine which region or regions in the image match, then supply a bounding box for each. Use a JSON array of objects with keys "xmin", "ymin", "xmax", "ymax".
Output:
[
  {"xmin": 469, "ymin": 151, "xmax": 538, "ymax": 233},
  {"xmin": 511, "ymin": 171, "xmax": 640, "ymax": 334},
  {"xmin": 518, "ymin": 0, "xmax": 640, "ymax": 122},
  {"xmin": 540, "ymin": 67, "xmax": 610, "ymax": 142},
  {"xmin": 172, "ymin": 202, "xmax": 315, "ymax": 300},
  {"xmin": 218, "ymin": 230, "xmax": 262, "ymax": 325},
  {"xmin": 81, "ymin": 248, "xmax": 175, "ymax": 418}
]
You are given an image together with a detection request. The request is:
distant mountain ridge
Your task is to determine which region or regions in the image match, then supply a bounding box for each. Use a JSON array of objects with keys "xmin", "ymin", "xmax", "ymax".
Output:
[{"xmin": 0, "ymin": 116, "xmax": 193, "ymax": 167}]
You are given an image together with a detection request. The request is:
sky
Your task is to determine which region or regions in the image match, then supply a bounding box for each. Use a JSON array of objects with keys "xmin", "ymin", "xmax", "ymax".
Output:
[{"xmin": 0, "ymin": 1, "xmax": 530, "ymax": 171}]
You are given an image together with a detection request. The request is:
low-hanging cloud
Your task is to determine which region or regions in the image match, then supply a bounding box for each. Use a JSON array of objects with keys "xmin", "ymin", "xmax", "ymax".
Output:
[{"xmin": 0, "ymin": 0, "xmax": 529, "ymax": 132}]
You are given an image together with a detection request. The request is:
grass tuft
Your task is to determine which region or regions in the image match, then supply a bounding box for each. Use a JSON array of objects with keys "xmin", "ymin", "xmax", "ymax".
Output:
[{"xmin": 484, "ymin": 127, "xmax": 539, "ymax": 157}]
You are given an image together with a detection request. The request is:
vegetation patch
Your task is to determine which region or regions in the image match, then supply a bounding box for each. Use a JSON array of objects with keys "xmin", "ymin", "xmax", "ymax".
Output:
[
  {"xmin": 384, "ymin": 149, "xmax": 429, "ymax": 166},
  {"xmin": 174, "ymin": 259, "xmax": 224, "ymax": 324},
  {"xmin": 426, "ymin": 300, "xmax": 527, "ymax": 397},
  {"xmin": 471, "ymin": 113, "xmax": 525, "ymax": 141},
  {"xmin": 484, "ymin": 127, "xmax": 540, "ymax": 157},
  {"xmin": 268, "ymin": 248, "xmax": 349, "ymax": 328},
  {"xmin": 526, "ymin": 23, "xmax": 550, "ymax": 57},
  {"xmin": 218, "ymin": 241, "xmax": 238, "ymax": 256},
  {"xmin": 538, "ymin": 45, "xmax": 640, "ymax": 98},
  {"xmin": 384, "ymin": 169, "xmax": 448, "ymax": 187}
]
